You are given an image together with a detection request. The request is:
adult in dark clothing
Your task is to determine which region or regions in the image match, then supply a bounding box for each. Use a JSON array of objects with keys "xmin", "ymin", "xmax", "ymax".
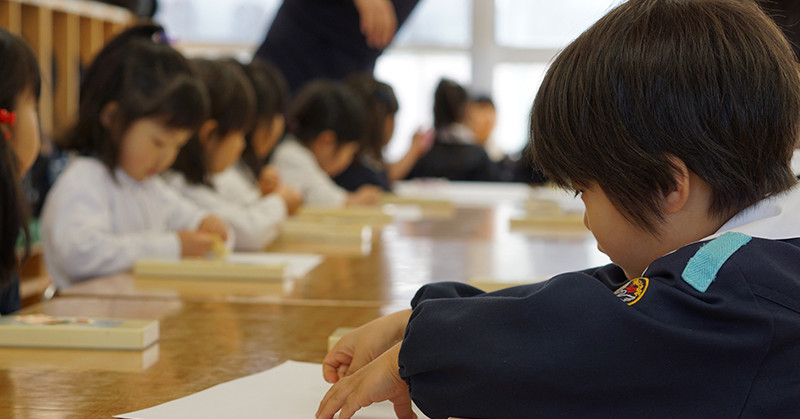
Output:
[
  {"xmin": 253, "ymin": 0, "xmax": 419, "ymax": 95},
  {"xmin": 92, "ymin": 0, "xmax": 158, "ymax": 18}
]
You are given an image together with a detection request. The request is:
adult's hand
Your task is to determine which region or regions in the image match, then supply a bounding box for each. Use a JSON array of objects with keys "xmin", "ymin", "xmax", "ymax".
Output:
[{"xmin": 353, "ymin": 0, "xmax": 398, "ymax": 49}]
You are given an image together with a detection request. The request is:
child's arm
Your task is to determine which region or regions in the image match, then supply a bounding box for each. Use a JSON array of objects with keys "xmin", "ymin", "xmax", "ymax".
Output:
[
  {"xmin": 346, "ymin": 184, "xmax": 382, "ymax": 206},
  {"xmin": 272, "ymin": 184, "xmax": 303, "ymax": 215},
  {"xmin": 171, "ymin": 181, "xmax": 290, "ymax": 252},
  {"xmin": 387, "ymin": 128, "xmax": 434, "ymax": 181},
  {"xmin": 316, "ymin": 343, "xmax": 413, "ymax": 419},
  {"xmin": 258, "ymin": 165, "xmax": 281, "ymax": 196},
  {"xmin": 322, "ymin": 309, "xmax": 412, "ymax": 383}
]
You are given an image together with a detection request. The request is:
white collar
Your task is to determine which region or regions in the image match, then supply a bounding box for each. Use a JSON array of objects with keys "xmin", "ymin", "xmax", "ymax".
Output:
[{"xmin": 706, "ymin": 185, "xmax": 800, "ymax": 240}]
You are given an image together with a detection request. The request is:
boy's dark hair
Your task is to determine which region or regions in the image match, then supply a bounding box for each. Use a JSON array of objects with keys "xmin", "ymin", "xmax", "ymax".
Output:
[
  {"xmin": 59, "ymin": 24, "xmax": 209, "ymax": 175},
  {"xmin": 433, "ymin": 78, "xmax": 468, "ymax": 129},
  {"xmin": 172, "ymin": 58, "xmax": 256, "ymax": 186},
  {"xmin": 344, "ymin": 73, "xmax": 398, "ymax": 163},
  {"xmin": 288, "ymin": 79, "xmax": 365, "ymax": 148},
  {"xmin": 238, "ymin": 58, "xmax": 289, "ymax": 178},
  {"xmin": 530, "ymin": 0, "xmax": 800, "ymax": 234},
  {"xmin": 0, "ymin": 29, "xmax": 40, "ymax": 287}
]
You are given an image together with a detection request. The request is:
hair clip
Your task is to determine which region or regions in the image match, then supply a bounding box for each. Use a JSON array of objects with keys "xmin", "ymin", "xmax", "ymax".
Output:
[
  {"xmin": 0, "ymin": 109, "xmax": 16, "ymax": 126},
  {"xmin": 152, "ymin": 30, "xmax": 174, "ymax": 45}
]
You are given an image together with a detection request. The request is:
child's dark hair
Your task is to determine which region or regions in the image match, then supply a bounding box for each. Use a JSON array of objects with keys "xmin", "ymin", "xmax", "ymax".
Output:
[
  {"xmin": 59, "ymin": 24, "xmax": 209, "ymax": 174},
  {"xmin": 530, "ymin": 0, "xmax": 800, "ymax": 234},
  {"xmin": 433, "ymin": 78, "xmax": 468, "ymax": 129},
  {"xmin": 172, "ymin": 58, "xmax": 256, "ymax": 186},
  {"xmin": 0, "ymin": 29, "xmax": 40, "ymax": 287},
  {"xmin": 472, "ymin": 95, "xmax": 495, "ymax": 108},
  {"xmin": 344, "ymin": 73, "xmax": 398, "ymax": 163},
  {"xmin": 288, "ymin": 79, "xmax": 365, "ymax": 148},
  {"xmin": 238, "ymin": 58, "xmax": 289, "ymax": 177}
]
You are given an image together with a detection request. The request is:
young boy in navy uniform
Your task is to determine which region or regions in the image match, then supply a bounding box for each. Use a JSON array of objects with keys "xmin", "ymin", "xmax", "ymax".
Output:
[{"xmin": 316, "ymin": 0, "xmax": 800, "ymax": 418}]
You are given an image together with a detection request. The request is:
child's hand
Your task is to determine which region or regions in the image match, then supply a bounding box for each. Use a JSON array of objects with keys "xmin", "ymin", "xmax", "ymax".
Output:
[
  {"xmin": 197, "ymin": 215, "xmax": 228, "ymax": 241},
  {"xmin": 274, "ymin": 184, "xmax": 303, "ymax": 215},
  {"xmin": 410, "ymin": 128, "xmax": 435, "ymax": 158},
  {"xmin": 316, "ymin": 343, "xmax": 414, "ymax": 419},
  {"xmin": 347, "ymin": 185, "xmax": 382, "ymax": 206},
  {"xmin": 177, "ymin": 230, "xmax": 215, "ymax": 257},
  {"xmin": 322, "ymin": 309, "xmax": 411, "ymax": 384},
  {"xmin": 258, "ymin": 165, "xmax": 281, "ymax": 196}
]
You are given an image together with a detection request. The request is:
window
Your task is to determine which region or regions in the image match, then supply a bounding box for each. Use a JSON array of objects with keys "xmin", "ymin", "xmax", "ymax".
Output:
[{"xmin": 495, "ymin": 0, "xmax": 620, "ymax": 49}]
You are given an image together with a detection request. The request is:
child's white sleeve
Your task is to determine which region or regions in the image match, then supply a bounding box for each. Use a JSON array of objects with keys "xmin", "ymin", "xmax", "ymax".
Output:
[
  {"xmin": 272, "ymin": 142, "xmax": 347, "ymax": 206},
  {"xmin": 153, "ymin": 176, "xmax": 209, "ymax": 231},
  {"xmin": 41, "ymin": 180, "xmax": 182, "ymax": 288},
  {"xmin": 175, "ymin": 182, "xmax": 288, "ymax": 251}
]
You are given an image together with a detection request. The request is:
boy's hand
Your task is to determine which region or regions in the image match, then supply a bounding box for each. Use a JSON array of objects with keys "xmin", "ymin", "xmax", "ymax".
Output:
[
  {"xmin": 322, "ymin": 309, "xmax": 411, "ymax": 384},
  {"xmin": 197, "ymin": 215, "xmax": 228, "ymax": 241},
  {"xmin": 316, "ymin": 344, "xmax": 415, "ymax": 419},
  {"xmin": 347, "ymin": 185, "xmax": 382, "ymax": 206},
  {"xmin": 258, "ymin": 165, "xmax": 281, "ymax": 196},
  {"xmin": 274, "ymin": 184, "xmax": 303, "ymax": 215},
  {"xmin": 177, "ymin": 230, "xmax": 215, "ymax": 257}
]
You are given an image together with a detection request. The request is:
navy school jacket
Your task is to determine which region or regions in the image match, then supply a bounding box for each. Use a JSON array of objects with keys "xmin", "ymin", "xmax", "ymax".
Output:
[{"xmin": 398, "ymin": 233, "xmax": 800, "ymax": 418}]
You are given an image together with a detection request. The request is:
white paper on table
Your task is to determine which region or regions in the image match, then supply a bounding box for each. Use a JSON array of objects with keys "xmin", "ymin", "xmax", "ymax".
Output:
[
  {"xmin": 225, "ymin": 253, "xmax": 323, "ymax": 278},
  {"xmin": 394, "ymin": 180, "xmax": 532, "ymax": 207},
  {"xmin": 115, "ymin": 360, "xmax": 429, "ymax": 419}
]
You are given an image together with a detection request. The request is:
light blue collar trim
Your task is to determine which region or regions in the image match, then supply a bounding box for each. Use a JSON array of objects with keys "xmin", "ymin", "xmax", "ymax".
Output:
[{"xmin": 681, "ymin": 232, "xmax": 752, "ymax": 292}]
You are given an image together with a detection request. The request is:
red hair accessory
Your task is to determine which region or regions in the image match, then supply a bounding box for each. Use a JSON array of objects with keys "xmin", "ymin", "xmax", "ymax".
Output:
[{"xmin": 0, "ymin": 109, "xmax": 15, "ymax": 126}]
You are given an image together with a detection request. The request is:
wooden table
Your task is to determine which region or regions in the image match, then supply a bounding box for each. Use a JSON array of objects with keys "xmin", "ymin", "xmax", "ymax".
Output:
[
  {"xmin": 60, "ymin": 205, "xmax": 608, "ymax": 304},
  {"xmin": 0, "ymin": 296, "xmax": 406, "ymax": 418}
]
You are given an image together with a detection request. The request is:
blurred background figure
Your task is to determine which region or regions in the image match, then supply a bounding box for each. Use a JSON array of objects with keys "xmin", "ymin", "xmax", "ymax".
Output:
[
  {"xmin": 406, "ymin": 78, "xmax": 508, "ymax": 182},
  {"xmin": 334, "ymin": 74, "xmax": 432, "ymax": 192}
]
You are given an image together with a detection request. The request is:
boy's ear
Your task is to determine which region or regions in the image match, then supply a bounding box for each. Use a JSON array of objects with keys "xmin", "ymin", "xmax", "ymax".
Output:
[
  {"xmin": 197, "ymin": 120, "xmax": 219, "ymax": 145},
  {"xmin": 662, "ymin": 155, "xmax": 691, "ymax": 214},
  {"xmin": 99, "ymin": 102, "xmax": 120, "ymax": 129}
]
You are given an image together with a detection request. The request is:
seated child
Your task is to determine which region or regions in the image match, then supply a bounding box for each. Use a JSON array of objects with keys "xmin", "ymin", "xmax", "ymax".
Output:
[
  {"xmin": 165, "ymin": 58, "xmax": 302, "ymax": 251},
  {"xmin": 334, "ymin": 74, "xmax": 432, "ymax": 192},
  {"xmin": 213, "ymin": 59, "xmax": 292, "ymax": 204},
  {"xmin": 271, "ymin": 80, "xmax": 381, "ymax": 206},
  {"xmin": 316, "ymin": 0, "xmax": 800, "ymax": 417},
  {"xmin": 406, "ymin": 78, "xmax": 508, "ymax": 182},
  {"xmin": 41, "ymin": 25, "xmax": 229, "ymax": 289},
  {"xmin": 0, "ymin": 28, "xmax": 42, "ymax": 313}
]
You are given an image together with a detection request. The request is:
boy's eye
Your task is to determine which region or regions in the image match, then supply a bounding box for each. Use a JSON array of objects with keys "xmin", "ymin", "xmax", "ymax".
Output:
[{"xmin": 573, "ymin": 189, "xmax": 584, "ymax": 197}]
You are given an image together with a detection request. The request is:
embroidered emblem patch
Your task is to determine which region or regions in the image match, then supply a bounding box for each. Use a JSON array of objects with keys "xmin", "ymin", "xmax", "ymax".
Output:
[{"xmin": 614, "ymin": 277, "xmax": 649, "ymax": 305}]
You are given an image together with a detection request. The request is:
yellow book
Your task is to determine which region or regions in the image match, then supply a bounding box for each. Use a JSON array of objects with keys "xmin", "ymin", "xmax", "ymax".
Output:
[
  {"xmin": 295, "ymin": 206, "xmax": 393, "ymax": 225},
  {"xmin": 0, "ymin": 314, "xmax": 158, "ymax": 350},
  {"xmin": 279, "ymin": 220, "xmax": 373, "ymax": 243},
  {"xmin": 134, "ymin": 258, "xmax": 286, "ymax": 281}
]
